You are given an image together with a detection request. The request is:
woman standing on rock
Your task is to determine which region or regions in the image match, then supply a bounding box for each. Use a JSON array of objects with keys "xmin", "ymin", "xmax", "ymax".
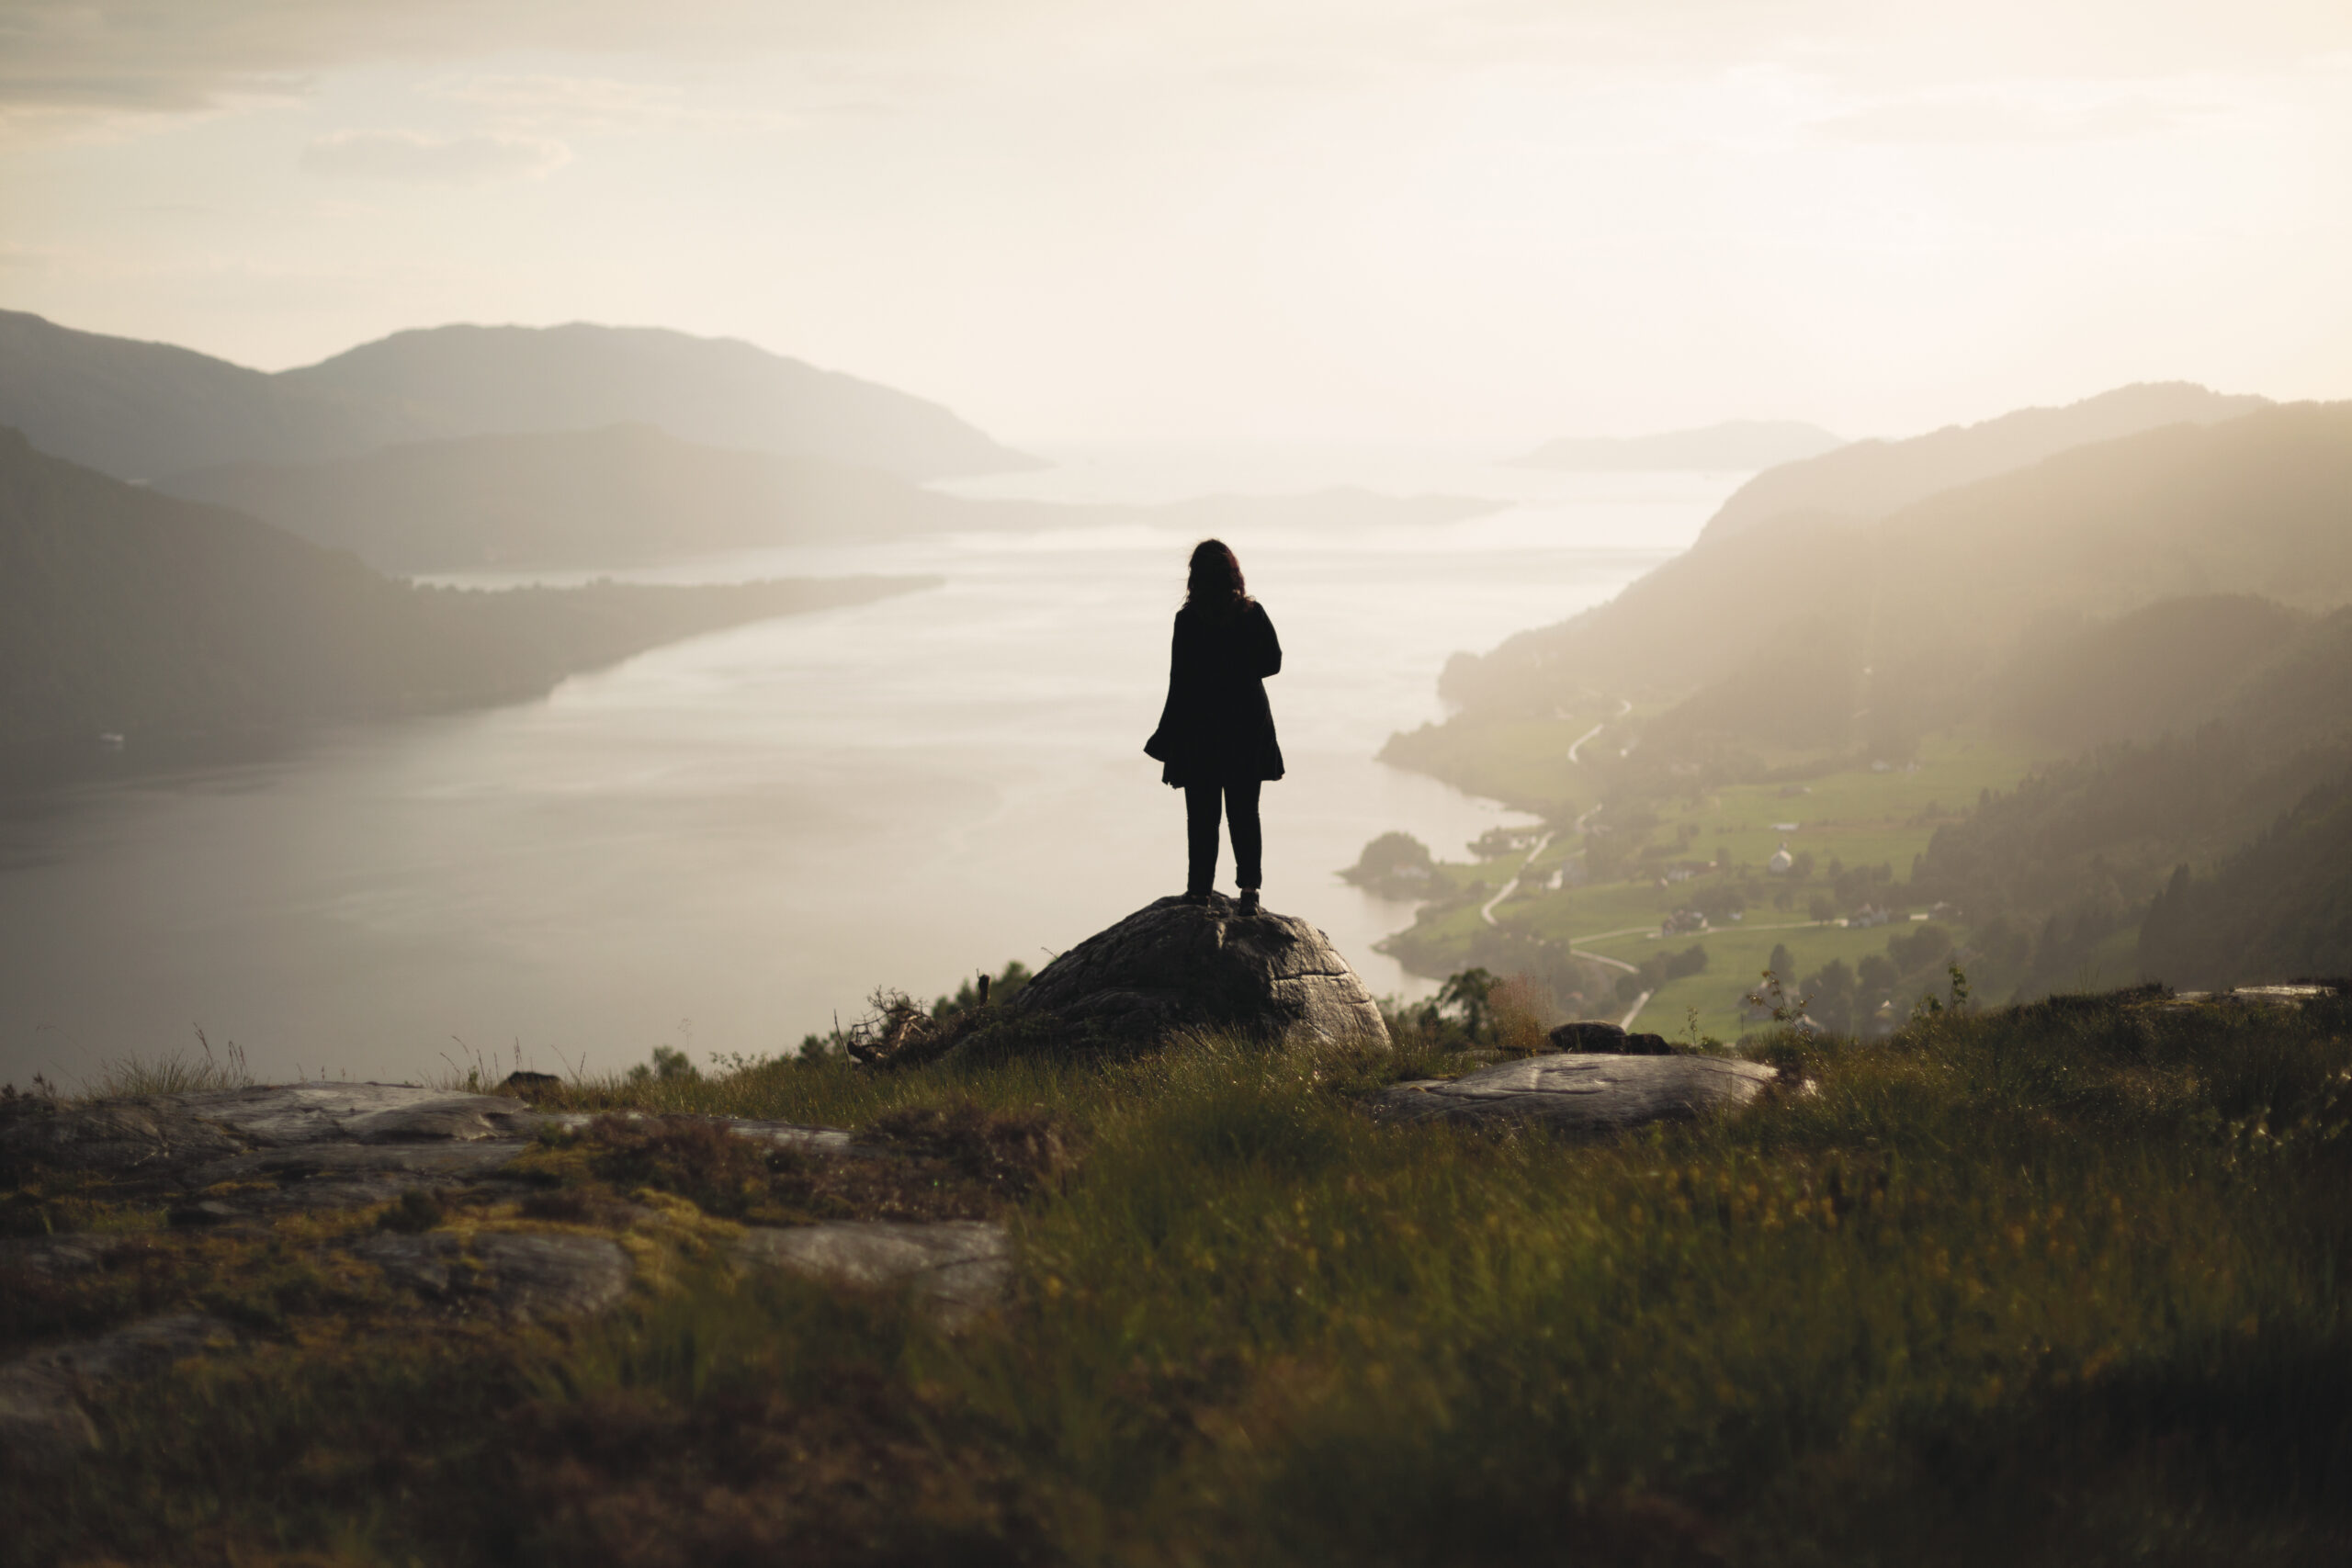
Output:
[{"xmin": 1145, "ymin": 538, "xmax": 1284, "ymax": 913}]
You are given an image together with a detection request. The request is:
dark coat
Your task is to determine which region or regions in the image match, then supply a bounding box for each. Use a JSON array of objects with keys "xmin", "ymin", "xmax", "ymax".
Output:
[{"xmin": 1144, "ymin": 598, "xmax": 1284, "ymax": 787}]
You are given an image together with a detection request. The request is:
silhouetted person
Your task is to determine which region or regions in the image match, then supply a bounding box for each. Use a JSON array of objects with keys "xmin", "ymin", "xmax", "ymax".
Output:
[{"xmin": 1145, "ymin": 539, "xmax": 1283, "ymax": 913}]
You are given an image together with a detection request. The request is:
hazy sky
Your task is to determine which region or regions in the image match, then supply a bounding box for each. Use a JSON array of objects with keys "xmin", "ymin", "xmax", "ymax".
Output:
[{"xmin": 4, "ymin": 1, "xmax": 2348, "ymax": 445}]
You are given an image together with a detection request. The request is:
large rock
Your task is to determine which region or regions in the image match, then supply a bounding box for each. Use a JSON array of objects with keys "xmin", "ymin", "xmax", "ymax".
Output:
[
  {"xmin": 169, "ymin": 1083, "xmax": 537, "ymax": 1145},
  {"xmin": 1016, "ymin": 893, "xmax": 1388, "ymax": 1044},
  {"xmin": 0, "ymin": 1314, "xmax": 242, "ymax": 1468},
  {"xmin": 352, "ymin": 1232, "xmax": 633, "ymax": 1321},
  {"xmin": 0, "ymin": 1085, "xmax": 878, "ymax": 1216},
  {"xmin": 1379, "ymin": 1053, "xmax": 1781, "ymax": 1135},
  {"xmin": 734, "ymin": 1220, "xmax": 1011, "ymax": 1326}
]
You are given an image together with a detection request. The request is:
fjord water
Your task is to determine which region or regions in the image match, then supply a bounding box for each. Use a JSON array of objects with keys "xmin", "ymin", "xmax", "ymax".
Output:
[{"xmin": 0, "ymin": 452, "xmax": 1738, "ymax": 1089}]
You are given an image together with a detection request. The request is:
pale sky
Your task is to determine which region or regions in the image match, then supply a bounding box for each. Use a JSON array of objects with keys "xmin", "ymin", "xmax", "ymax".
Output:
[{"xmin": 3, "ymin": 1, "xmax": 2348, "ymax": 445}]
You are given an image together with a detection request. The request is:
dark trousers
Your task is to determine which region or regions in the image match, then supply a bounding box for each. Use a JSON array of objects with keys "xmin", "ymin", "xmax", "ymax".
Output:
[{"xmin": 1184, "ymin": 779, "xmax": 1262, "ymax": 894}]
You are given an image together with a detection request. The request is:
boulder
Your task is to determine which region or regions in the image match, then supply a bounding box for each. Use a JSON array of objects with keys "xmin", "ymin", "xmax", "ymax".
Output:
[
  {"xmin": 0, "ymin": 1314, "xmax": 241, "ymax": 1468},
  {"xmin": 1548, "ymin": 1021, "xmax": 1626, "ymax": 1052},
  {"xmin": 734, "ymin": 1220, "xmax": 1011, "ymax": 1325},
  {"xmin": 1015, "ymin": 894, "xmax": 1388, "ymax": 1044},
  {"xmin": 1379, "ymin": 1053, "xmax": 1781, "ymax": 1135},
  {"xmin": 352, "ymin": 1232, "xmax": 633, "ymax": 1321},
  {"xmin": 1548, "ymin": 1021, "xmax": 1678, "ymax": 1055},
  {"xmin": 171, "ymin": 1083, "xmax": 536, "ymax": 1145}
]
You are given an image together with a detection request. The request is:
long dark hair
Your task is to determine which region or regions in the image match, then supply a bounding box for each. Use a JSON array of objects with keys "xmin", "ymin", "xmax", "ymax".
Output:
[{"xmin": 1184, "ymin": 538, "xmax": 1247, "ymax": 615}]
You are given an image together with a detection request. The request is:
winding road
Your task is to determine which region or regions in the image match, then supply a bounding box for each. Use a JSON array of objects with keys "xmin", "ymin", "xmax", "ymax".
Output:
[
  {"xmin": 1566, "ymin": 695, "xmax": 1634, "ymax": 767},
  {"xmin": 1478, "ymin": 830, "xmax": 1554, "ymax": 926},
  {"xmin": 1490, "ymin": 698, "xmax": 1654, "ymax": 1025}
]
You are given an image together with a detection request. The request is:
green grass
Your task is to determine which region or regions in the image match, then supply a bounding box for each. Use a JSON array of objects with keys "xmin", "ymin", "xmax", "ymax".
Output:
[
  {"xmin": 6, "ymin": 994, "xmax": 2351, "ymax": 1564},
  {"xmin": 1586, "ymin": 920, "xmax": 1923, "ymax": 1040},
  {"xmin": 1390, "ymin": 732, "xmax": 2054, "ymax": 1011}
]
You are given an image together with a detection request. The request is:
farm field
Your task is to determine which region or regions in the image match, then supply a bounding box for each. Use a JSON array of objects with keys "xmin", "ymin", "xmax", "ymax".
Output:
[{"xmin": 1380, "ymin": 730, "xmax": 2058, "ymax": 1035}]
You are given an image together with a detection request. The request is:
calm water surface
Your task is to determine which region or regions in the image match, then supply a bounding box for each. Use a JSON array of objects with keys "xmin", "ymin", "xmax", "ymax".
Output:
[{"xmin": 0, "ymin": 450, "xmax": 1738, "ymax": 1087}]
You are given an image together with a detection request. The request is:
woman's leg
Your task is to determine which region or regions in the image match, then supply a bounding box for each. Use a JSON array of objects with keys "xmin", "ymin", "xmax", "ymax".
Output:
[
  {"xmin": 1226, "ymin": 779, "xmax": 1263, "ymax": 890},
  {"xmin": 1183, "ymin": 783, "xmax": 1223, "ymax": 895}
]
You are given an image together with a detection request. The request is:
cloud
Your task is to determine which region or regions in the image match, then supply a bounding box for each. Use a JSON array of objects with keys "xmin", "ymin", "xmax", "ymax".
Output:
[
  {"xmin": 1810, "ymin": 92, "xmax": 2214, "ymax": 145},
  {"xmin": 0, "ymin": 0, "xmax": 946, "ymax": 117},
  {"xmin": 423, "ymin": 73, "xmax": 792, "ymax": 132},
  {"xmin": 300, "ymin": 128, "xmax": 571, "ymax": 183}
]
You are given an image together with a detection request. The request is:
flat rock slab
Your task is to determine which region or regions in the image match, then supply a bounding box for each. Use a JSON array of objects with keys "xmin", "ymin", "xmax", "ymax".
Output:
[
  {"xmin": 171, "ymin": 1083, "xmax": 537, "ymax": 1146},
  {"xmin": 536, "ymin": 1111, "xmax": 865, "ymax": 1157},
  {"xmin": 1379, "ymin": 1053, "xmax": 1782, "ymax": 1134},
  {"xmin": 0, "ymin": 1099, "xmax": 249, "ymax": 1184},
  {"xmin": 0, "ymin": 1314, "xmax": 241, "ymax": 1468},
  {"xmin": 1018, "ymin": 893, "xmax": 1388, "ymax": 1044},
  {"xmin": 353, "ymin": 1231, "xmax": 633, "ymax": 1322},
  {"xmin": 735, "ymin": 1220, "xmax": 1011, "ymax": 1325}
]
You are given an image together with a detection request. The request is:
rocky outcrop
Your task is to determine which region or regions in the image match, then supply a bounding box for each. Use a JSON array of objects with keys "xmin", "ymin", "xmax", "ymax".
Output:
[
  {"xmin": 0, "ymin": 1314, "xmax": 242, "ymax": 1468},
  {"xmin": 1545, "ymin": 1021, "xmax": 1673, "ymax": 1055},
  {"xmin": 1015, "ymin": 894, "xmax": 1388, "ymax": 1045},
  {"xmin": 0, "ymin": 1081, "xmax": 1033, "ymax": 1472},
  {"xmin": 733, "ymin": 1220, "xmax": 1012, "ymax": 1326},
  {"xmin": 354, "ymin": 1232, "xmax": 634, "ymax": 1322},
  {"xmin": 1379, "ymin": 1053, "xmax": 1782, "ymax": 1135}
]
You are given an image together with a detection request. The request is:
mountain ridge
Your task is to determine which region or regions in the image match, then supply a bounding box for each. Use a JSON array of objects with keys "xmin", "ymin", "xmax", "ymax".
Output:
[
  {"xmin": 0, "ymin": 309, "xmax": 1035, "ymax": 484},
  {"xmin": 1695, "ymin": 381, "xmax": 2267, "ymax": 546}
]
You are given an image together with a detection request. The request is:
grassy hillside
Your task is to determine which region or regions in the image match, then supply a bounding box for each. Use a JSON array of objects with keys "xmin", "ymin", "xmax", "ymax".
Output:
[
  {"xmin": 8, "ymin": 991, "xmax": 2347, "ymax": 1563},
  {"xmin": 0, "ymin": 427, "xmax": 933, "ymax": 744}
]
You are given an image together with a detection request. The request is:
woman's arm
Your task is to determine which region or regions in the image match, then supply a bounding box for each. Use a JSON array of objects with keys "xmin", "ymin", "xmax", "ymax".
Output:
[
  {"xmin": 1251, "ymin": 603, "xmax": 1283, "ymax": 679},
  {"xmin": 1143, "ymin": 615, "xmax": 1186, "ymax": 760}
]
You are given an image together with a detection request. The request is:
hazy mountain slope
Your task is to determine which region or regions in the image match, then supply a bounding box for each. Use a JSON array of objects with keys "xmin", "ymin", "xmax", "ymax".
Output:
[
  {"xmin": 1992, "ymin": 595, "xmax": 2311, "ymax": 750},
  {"xmin": 2138, "ymin": 770, "xmax": 2352, "ymax": 989},
  {"xmin": 1436, "ymin": 400, "xmax": 2352, "ymax": 720},
  {"xmin": 157, "ymin": 424, "xmax": 973, "ymax": 572},
  {"xmin": 1513, "ymin": 421, "xmax": 1844, "ymax": 471},
  {"xmin": 1911, "ymin": 607, "xmax": 2352, "ymax": 928},
  {"xmin": 0, "ymin": 310, "xmax": 374, "ymax": 479},
  {"xmin": 0, "ymin": 427, "xmax": 930, "ymax": 743},
  {"xmin": 279, "ymin": 321, "xmax": 1037, "ymax": 479},
  {"xmin": 0, "ymin": 310, "xmax": 1034, "ymax": 483},
  {"xmin": 1696, "ymin": 382, "xmax": 2267, "ymax": 546}
]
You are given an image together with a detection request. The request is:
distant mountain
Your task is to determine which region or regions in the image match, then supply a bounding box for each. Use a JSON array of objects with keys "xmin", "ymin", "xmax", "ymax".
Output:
[
  {"xmin": 1696, "ymin": 383, "xmax": 2267, "ymax": 545},
  {"xmin": 278, "ymin": 321, "xmax": 1039, "ymax": 480},
  {"xmin": 0, "ymin": 426, "xmax": 932, "ymax": 744},
  {"xmin": 1511, "ymin": 421, "xmax": 1845, "ymax": 472},
  {"xmin": 1423, "ymin": 400, "xmax": 2352, "ymax": 735},
  {"xmin": 0, "ymin": 310, "xmax": 375, "ymax": 479},
  {"xmin": 156, "ymin": 428, "xmax": 1506, "ymax": 574},
  {"xmin": 0, "ymin": 309, "xmax": 1035, "ymax": 483},
  {"xmin": 157, "ymin": 424, "xmax": 976, "ymax": 573}
]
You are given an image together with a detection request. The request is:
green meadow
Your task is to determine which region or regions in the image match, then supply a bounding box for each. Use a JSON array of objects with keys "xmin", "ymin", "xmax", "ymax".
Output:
[
  {"xmin": 7, "ymin": 988, "xmax": 2349, "ymax": 1565},
  {"xmin": 1387, "ymin": 731, "xmax": 2057, "ymax": 1036}
]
